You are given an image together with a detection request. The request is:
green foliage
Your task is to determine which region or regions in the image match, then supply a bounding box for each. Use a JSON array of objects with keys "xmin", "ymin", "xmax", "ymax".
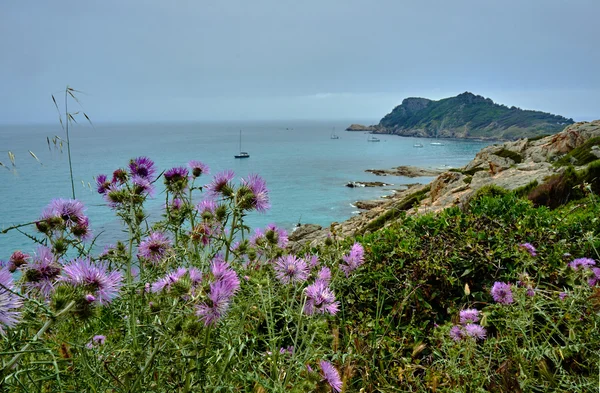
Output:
[
  {"xmin": 555, "ymin": 136, "xmax": 600, "ymax": 167},
  {"xmin": 379, "ymin": 92, "xmax": 573, "ymax": 140},
  {"xmin": 363, "ymin": 186, "xmax": 430, "ymax": 233},
  {"xmin": 494, "ymin": 148, "xmax": 523, "ymax": 163}
]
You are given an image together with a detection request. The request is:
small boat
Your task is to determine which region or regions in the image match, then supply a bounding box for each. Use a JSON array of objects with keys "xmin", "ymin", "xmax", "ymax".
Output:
[
  {"xmin": 234, "ymin": 130, "xmax": 250, "ymax": 159},
  {"xmin": 413, "ymin": 143, "xmax": 424, "ymax": 148},
  {"xmin": 367, "ymin": 136, "xmax": 380, "ymax": 142},
  {"xmin": 430, "ymin": 142, "xmax": 444, "ymax": 146},
  {"xmin": 330, "ymin": 127, "xmax": 340, "ymax": 139}
]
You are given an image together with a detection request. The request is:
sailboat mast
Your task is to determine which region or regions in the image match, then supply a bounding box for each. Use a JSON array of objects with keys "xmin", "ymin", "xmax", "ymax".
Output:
[{"xmin": 239, "ymin": 130, "xmax": 242, "ymax": 153}]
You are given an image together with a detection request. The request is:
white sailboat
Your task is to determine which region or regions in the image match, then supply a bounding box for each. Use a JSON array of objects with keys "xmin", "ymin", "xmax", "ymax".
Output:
[{"xmin": 234, "ymin": 130, "xmax": 250, "ymax": 159}]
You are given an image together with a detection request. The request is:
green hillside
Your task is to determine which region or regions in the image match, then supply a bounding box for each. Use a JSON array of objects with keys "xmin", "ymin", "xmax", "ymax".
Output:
[{"xmin": 378, "ymin": 92, "xmax": 574, "ymax": 140}]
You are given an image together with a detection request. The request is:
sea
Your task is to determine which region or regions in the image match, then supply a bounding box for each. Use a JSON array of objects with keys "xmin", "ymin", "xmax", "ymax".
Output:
[{"xmin": 0, "ymin": 121, "xmax": 493, "ymax": 258}]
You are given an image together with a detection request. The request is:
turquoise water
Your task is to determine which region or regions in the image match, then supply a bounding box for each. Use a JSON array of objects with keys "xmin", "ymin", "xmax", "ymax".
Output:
[{"xmin": 0, "ymin": 121, "xmax": 492, "ymax": 257}]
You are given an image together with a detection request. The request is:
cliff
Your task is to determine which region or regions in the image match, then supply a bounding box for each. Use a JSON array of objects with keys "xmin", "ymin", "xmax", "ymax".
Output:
[
  {"xmin": 347, "ymin": 92, "xmax": 574, "ymax": 140},
  {"xmin": 291, "ymin": 120, "xmax": 600, "ymax": 251}
]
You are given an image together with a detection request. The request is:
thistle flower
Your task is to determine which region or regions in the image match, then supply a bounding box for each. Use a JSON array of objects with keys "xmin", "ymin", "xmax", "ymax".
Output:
[
  {"xmin": 559, "ymin": 291, "xmax": 568, "ymax": 300},
  {"xmin": 196, "ymin": 279, "xmax": 240, "ymax": 326},
  {"xmin": 464, "ymin": 323, "xmax": 487, "ymax": 340},
  {"xmin": 23, "ymin": 246, "xmax": 61, "ymax": 298},
  {"xmin": 305, "ymin": 254, "xmax": 320, "ymax": 269},
  {"xmin": 37, "ymin": 198, "xmax": 88, "ymax": 233},
  {"xmin": 112, "ymin": 168, "xmax": 128, "ymax": 184},
  {"xmin": 206, "ymin": 170, "xmax": 235, "ymax": 197},
  {"xmin": 85, "ymin": 294, "xmax": 96, "ymax": 302},
  {"xmin": 188, "ymin": 160, "xmax": 210, "ymax": 178},
  {"xmin": 190, "ymin": 222, "xmax": 218, "ymax": 246},
  {"xmin": 519, "ymin": 243, "xmax": 537, "ymax": 257},
  {"xmin": 151, "ymin": 267, "xmax": 188, "ymax": 293},
  {"xmin": 128, "ymin": 156, "xmax": 156, "ymax": 181},
  {"xmin": 164, "ymin": 166, "xmax": 189, "ymax": 193},
  {"xmin": 0, "ymin": 268, "xmax": 23, "ymax": 336},
  {"xmin": 71, "ymin": 216, "xmax": 92, "ymax": 241},
  {"xmin": 95, "ymin": 174, "xmax": 111, "ymax": 194},
  {"xmin": 304, "ymin": 280, "xmax": 340, "ymax": 316},
  {"xmin": 274, "ymin": 255, "xmax": 309, "ymax": 285},
  {"xmin": 317, "ymin": 266, "xmax": 332, "ymax": 284},
  {"xmin": 197, "ymin": 199, "xmax": 218, "ymax": 216},
  {"xmin": 319, "ymin": 360, "xmax": 342, "ymax": 393},
  {"xmin": 8, "ymin": 250, "xmax": 30, "ymax": 273},
  {"xmin": 265, "ymin": 224, "xmax": 287, "ymax": 247},
  {"xmin": 61, "ymin": 257, "xmax": 123, "ymax": 305},
  {"xmin": 340, "ymin": 242, "xmax": 365, "ymax": 277},
  {"xmin": 240, "ymin": 173, "xmax": 270, "ymax": 212},
  {"xmin": 449, "ymin": 325, "xmax": 464, "ymax": 341},
  {"xmin": 86, "ymin": 334, "xmax": 106, "ymax": 349},
  {"xmin": 588, "ymin": 268, "xmax": 600, "ymax": 287},
  {"xmin": 138, "ymin": 232, "xmax": 172, "ymax": 264},
  {"xmin": 526, "ymin": 287, "xmax": 536, "ymax": 297},
  {"xmin": 459, "ymin": 309, "xmax": 480, "ymax": 325},
  {"xmin": 132, "ymin": 175, "xmax": 155, "ymax": 197},
  {"xmin": 491, "ymin": 282, "xmax": 514, "ymax": 304},
  {"xmin": 569, "ymin": 257, "xmax": 596, "ymax": 270}
]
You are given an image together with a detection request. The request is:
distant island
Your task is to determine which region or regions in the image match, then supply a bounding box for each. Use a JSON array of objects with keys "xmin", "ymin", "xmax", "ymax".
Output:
[{"xmin": 347, "ymin": 92, "xmax": 574, "ymax": 140}]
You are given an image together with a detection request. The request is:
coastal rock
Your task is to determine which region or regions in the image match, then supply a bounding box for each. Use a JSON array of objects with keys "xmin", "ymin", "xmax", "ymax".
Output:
[
  {"xmin": 346, "ymin": 124, "xmax": 377, "ymax": 132},
  {"xmin": 289, "ymin": 121, "xmax": 600, "ymax": 251},
  {"xmin": 366, "ymin": 166, "xmax": 444, "ymax": 178},
  {"xmin": 346, "ymin": 181, "xmax": 390, "ymax": 188},
  {"xmin": 355, "ymin": 200, "xmax": 386, "ymax": 210}
]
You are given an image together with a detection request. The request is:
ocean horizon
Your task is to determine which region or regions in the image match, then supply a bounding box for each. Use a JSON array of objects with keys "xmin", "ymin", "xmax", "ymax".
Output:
[{"xmin": 0, "ymin": 120, "xmax": 492, "ymax": 257}]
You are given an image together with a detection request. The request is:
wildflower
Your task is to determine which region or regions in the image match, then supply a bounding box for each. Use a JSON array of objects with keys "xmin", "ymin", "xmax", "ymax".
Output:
[
  {"xmin": 0, "ymin": 268, "xmax": 23, "ymax": 336},
  {"xmin": 459, "ymin": 309, "xmax": 480, "ymax": 325},
  {"xmin": 449, "ymin": 325, "xmax": 464, "ymax": 341},
  {"xmin": 190, "ymin": 222, "xmax": 217, "ymax": 246},
  {"xmin": 519, "ymin": 243, "xmax": 537, "ymax": 257},
  {"xmin": 37, "ymin": 198, "xmax": 88, "ymax": 233},
  {"xmin": 132, "ymin": 175, "xmax": 155, "ymax": 197},
  {"xmin": 526, "ymin": 287, "xmax": 536, "ymax": 297},
  {"xmin": 188, "ymin": 160, "xmax": 210, "ymax": 178},
  {"xmin": 112, "ymin": 168, "xmax": 128, "ymax": 184},
  {"xmin": 240, "ymin": 173, "xmax": 270, "ymax": 212},
  {"xmin": 206, "ymin": 170, "xmax": 235, "ymax": 197},
  {"xmin": 279, "ymin": 346, "xmax": 294, "ymax": 355},
  {"xmin": 319, "ymin": 360, "xmax": 342, "ymax": 393},
  {"xmin": 138, "ymin": 232, "xmax": 172, "ymax": 264},
  {"xmin": 305, "ymin": 254, "xmax": 320, "ymax": 269},
  {"xmin": 340, "ymin": 242, "xmax": 365, "ymax": 277},
  {"xmin": 588, "ymin": 268, "xmax": 600, "ymax": 287},
  {"xmin": 274, "ymin": 255, "xmax": 309, "ymax": 285},
  {"xmin": 23, "ymin": 246, "xmax": 61, "ymax": 298},
  {"xmin": 196, "ymin": 277, "xmax": 240, "ymax": 326},
  {"xmin": 197, "ymin": 199, "xmax": 218, "ymax": 216},
  {"xmin": 317, "ymin": 266, "xmax": 332, "ymax": 284},
  {"xmin": 84, "ymin": 294, "xmax": 96, "ymax": 302},
  {"xmin": 61, "ymin": 257, "xmax": 123, "ymax": 305},
  {"xmin": 151, "ymin": 267, "xmax": 188, "ymax": 293},
  {"xmin": 210, "ymin": 258, "xmax": 240, "ymax": 293},
  {"xmin": 304, "ymin": 280, "xmax": 340, "ymax": 316},
  {"xmin": 264, "ymin": 224, "xmax": 288, "ymax": 247},
  {"xmin": 8, "ymin": 250, "xmax": 30, "ymax": 273},
  {"xmin": 86, "ymin": 334, "xmax": 106, "ymax": 349},
  {"xmin": 559, "ymin": 291, "xmax": 568, "ymax": 300},
  {"xmin": 128, "ymin": 156, "xmax": 156, "ymax": 181},
  {"xmin": 464, "ymin": 323, "xmax": 487, "ymax": 340},
  {"xmin": 490, "ymin": 282, "xmax": 514, "ymax": 304},
  {"xmin": 95, "ymin": 174, "xmax": 111, "ymax": 194},
  {"xmin": 164, "ymin": 166, "xmax": 189, "ymax": 193},
  {"xmin": 569, "ymin": 257, "xmax": 596, "ymax": 271}
]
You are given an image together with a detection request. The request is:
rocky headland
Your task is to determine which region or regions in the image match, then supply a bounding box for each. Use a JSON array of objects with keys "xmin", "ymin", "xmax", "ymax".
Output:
[
  {"xmin": 366, "ymin": 165, "xmax": 444, "ymax": 178},
  {"xmin": 290, "ymin": 120, "xmax": 600, "ymax": 251},
  {"xmin": 346, "ymin": 92, "xmax": 574, "ymax": 141}
]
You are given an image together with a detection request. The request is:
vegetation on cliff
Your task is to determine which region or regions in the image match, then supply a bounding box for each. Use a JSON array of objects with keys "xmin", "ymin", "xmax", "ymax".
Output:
[{"xmin": 377, "ymin": 92, "xmax": 574, "ymax": 140}]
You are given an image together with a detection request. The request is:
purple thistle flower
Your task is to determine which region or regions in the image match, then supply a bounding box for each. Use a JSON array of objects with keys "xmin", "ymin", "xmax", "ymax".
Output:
[
  {"xmin": 188, "ymin": 267, "xmax": 203, "ymax": 286},
  {"xmin": 265, "ymin": 224, "xmax": 287, "ymax": 247},
  {"xmin": 464, "ymin": 324, "xmax": 487, "ymax": 340},
  {"xmin": 190, "ymin": 222, "xmax": 218, "ymax": 246},
  {"xmin": 588, "ymin": 268, "xmax": 600, "ymax": 287},
  {"xmin": 250, "ymin": 228, "xmax": 265, "ymax": 246},
  {"xmin": 128, "ymin": 156, "xmax": 156, "ymax": 181},
  {"xmin": 210, "ymin": 258, "xmax": 240, "ymax": 293},
  {"xmin": 317, "ymin": 266, "xmax": 332, "ymax": 284},
  {"xmin": 519, "ymin": 243, "xmax": 537, "ymax": 257},
  {"xmin": 164, "ymin": 166, "xmax": 189, "ymax": 193},
  {"xmin": 112, "ymin": 168, "xmax": 128, "ymax": 184},
  {"xmin": 304, "ymin": 279, "xmax": 340, "ymax": 316},
  {"xmin": 95, "ymin": 174, "xmax": 111, "ymax": 194},
  {"xmin": 138, "ymin": 232, "xmax": 172, "ymax": 264},
  {"xmin": 206, "ymin": 170, "xmax": 235, "ymax": 197},
  {"xmin": 526, "ymin": 287, "xmax": 536, "ymax": 297},
  {"xmin": 132, "ymin": 175, "xmax": 155, "ymax": 197},
  {"xmin": 491, "ymin": 282, "xmax": 514, "ymax": 305},
  {"xmin": 241, "ymin": 173, "xmax": 270, "ymax": 212},
  {"xmin": 449, "ymin": 325, "xmax": 464, "ymax": 342},
  {"xmin": 85, "ymin": 294, "xmax": 96, "ymax": 302},
  {"xmin": 459, "ymin": 309, "xmax": 480, "ymax": 325},
  {"xmin": 340, "ymin": 242, "xmax": 365, "ymax": 277},
  {"xmin": 559, "ymin": 291, "xmax": 568, "ymax": 300},
  {"xmin": 274, "ymin": 255, "xmax": 309, "ymax": 285},
  {"xmin": 305, "ymin": 254, "xmax": 320, "ymax": 269},
  {"xmin": 71, "ymin": 216, "xmax": 93, "ymax": 241},
  {"xmin": 61, "ymin": 257, "xmax": 123, "ymax": 305},
  {"xmin": 569, "ymin": 258, "xmax": 596, "ymax": 270},
  {"xmin": 51, "ymin": 198, "xmax": 87, "ymax": 227},
  {"xmin": 0, "ymin": 268, "xmax": 23, "ymax": 336},
  {"xmin": 8, "ymin": 250, "xmax": 30, "ymax": 273},
  {"xmin": 279, "ymin": 346, "xmax": 294, "ymax": 355},
  {"xmin": 86, "ymin": 334, "xmax": 106, "ymax": 349},
  {"xmin": 197, "ymin": 199, "xmax": 218, "ymax": 215},
  {"xmin": 188, "ymin": 160, "xmax": 210, "ymax": 178},
  {"xmin": 23, "ymin": 246, "xmax": 61, "ymax": 298},
  {"xmin": 151, "ymin": 267, "xmax": 188, "ymax": 293},
  {"xmin": 319, "ymin": 360, "xmax": 343, "ymax": 393},
  {"xmin": 196, "ymin": 276, "xmax": 240, "ymax": 326}
]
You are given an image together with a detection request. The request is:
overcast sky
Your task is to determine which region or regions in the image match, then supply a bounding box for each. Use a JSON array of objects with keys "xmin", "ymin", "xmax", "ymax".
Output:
[{"xmin": 1, "ymin": 0, "xmax": 598, "ymax": 124}]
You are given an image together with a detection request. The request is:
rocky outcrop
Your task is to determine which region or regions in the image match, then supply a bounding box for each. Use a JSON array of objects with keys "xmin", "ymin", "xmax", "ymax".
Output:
[
  {"xmin": 346, "ymin": 181, "xmax": 391, "ymax": 188},
  {"xmin": 346, "ymin": 124, "xmax": 378, "ymax": 132},
  {"xmin": 366, "ymin": 166, "xmax": 444, "ymax": 178},
  {"xmin": 289, "ymin": 120, "xmax": 600, "ymax": 251}
]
